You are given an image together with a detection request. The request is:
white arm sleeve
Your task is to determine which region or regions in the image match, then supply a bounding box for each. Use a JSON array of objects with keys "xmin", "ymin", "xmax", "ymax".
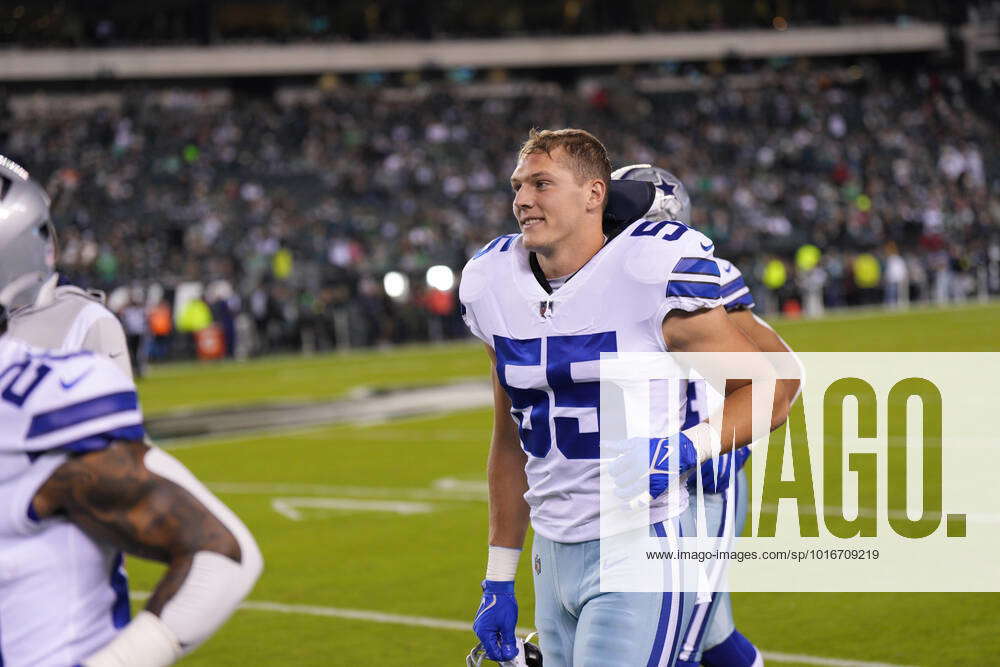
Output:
[{"xmin": 82, "ymin": 447, "xmax": 263, "ymax": 667}]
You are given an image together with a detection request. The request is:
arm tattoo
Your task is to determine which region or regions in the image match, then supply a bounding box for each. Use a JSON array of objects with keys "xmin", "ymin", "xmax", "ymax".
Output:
[{"xmin": 33, "ymin": 440, "xmax": 241, "ymax": 615}]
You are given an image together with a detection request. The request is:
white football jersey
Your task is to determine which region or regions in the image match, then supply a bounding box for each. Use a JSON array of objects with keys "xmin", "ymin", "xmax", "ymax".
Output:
[
  {"xmin": 0, "ymin": 335, "xmax": 144, "ymax": 666},
  {"xmin": 461, "ymin": 219, "xmax": 723, "ymax": 543},
  {"xmin": 6, "ymin": 274, "xmax": 132, "ymax": 379}
]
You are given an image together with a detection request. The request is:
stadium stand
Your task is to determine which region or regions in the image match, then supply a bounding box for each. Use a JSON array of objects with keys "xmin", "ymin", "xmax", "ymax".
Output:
[{"xmin": 1, "ymin": 1, "xmax": 998, "ymax": 358}]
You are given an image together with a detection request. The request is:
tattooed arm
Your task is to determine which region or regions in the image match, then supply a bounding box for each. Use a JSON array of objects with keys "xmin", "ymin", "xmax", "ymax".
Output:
[
  {"xmin": 32, "ymin": 440, "xmax": 263, "ymax": 667},
  {"xmin": 32, "ymin": 439, "xmax": 240, "ymax": 614}
]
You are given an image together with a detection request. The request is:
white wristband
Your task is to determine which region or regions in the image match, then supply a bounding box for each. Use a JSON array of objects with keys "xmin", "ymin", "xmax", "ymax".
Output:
[
  {"xmin": 485, "ymin": 545, "xmax": 521, "ymax": 581},
  {"xmin": 684, "ymin": 421, "xmax": 723, "ymax": 464},
  {"xmin": 82, "ymin": 611, "xmax": 182, "ymax": 667}
]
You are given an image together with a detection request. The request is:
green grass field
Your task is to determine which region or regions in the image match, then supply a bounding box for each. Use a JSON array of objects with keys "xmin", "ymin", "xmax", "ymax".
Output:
[{"xmin": 129, "ymin": 302, "xmax": 1000, "ymax": 666}]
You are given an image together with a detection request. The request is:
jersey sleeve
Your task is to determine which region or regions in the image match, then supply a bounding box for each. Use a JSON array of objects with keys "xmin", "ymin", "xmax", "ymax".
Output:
[
  {"xmin": 717, "ymin": 259, "xmax": 756, "ymax": 311},
  {"xmin": 0, "ymin": 351, "xmax": 145, "ymax": 459},
  {"xmin": 620, "ymin": 221, "xmax": 724, "ymax": 351},
  {"xmin": 661, "ymin": 229, "xmax": 723, "ymax": 314},
  {"xmin": 459, "ymin": 302, "xmax": 489, "ymax": 345},
  {"xmin": 459, "ymin": 236, "xmax": 512, "ymax": 347},
  {"xmin": 0, "ymin": 449, "xmax": 67, "ymax": 537}
]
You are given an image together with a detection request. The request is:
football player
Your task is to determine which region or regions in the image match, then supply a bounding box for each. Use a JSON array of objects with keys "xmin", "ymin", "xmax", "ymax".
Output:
[
  {"xmin": 462, "ymin": 129, "xmax": 790, "ymax": 666},
  {"xmin": 614, "ymin": 164, "xmax": 803, "ymax": 667},
  {"xmin": 0, "ymin": 333, "xmax": 262, "ymax": 665},
  {"xmin": 0, "ymin": 156, "xmax": 262, "ymax": 665},
  {"xmin": 0, "ymin": 155, "xmax": 133, "ymax": 377}
]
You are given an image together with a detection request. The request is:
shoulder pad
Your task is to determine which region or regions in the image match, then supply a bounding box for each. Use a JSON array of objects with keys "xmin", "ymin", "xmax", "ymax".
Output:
[
  {"xmin": 460, "ymin": 234, "xmax": 518, "ymax": 303},
  {"xmin": 54, "ymin": 283, "xmax": 106, "ymax": 305},
  {"xmin": 622, "ymin": 220, "xmax": 718, "ymax": 285}
]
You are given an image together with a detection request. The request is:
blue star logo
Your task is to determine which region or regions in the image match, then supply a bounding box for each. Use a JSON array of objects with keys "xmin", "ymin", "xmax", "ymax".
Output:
[{"xmin": 655, "ymin": 177, "xmax": 675, "ymax": 197}]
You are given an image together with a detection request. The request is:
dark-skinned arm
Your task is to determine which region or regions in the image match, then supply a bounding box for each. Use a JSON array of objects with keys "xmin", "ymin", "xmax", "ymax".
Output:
[
  {"xmin": 32, "ymin": 439, "xmax": 241, "ymax": 615},
  {"xmin": 33, "ymin": 440, "xmax": 262, "ymax": 665},
  {"xmin": 728, "ymin": 308, "xmax": 801, "ymax": 411}
]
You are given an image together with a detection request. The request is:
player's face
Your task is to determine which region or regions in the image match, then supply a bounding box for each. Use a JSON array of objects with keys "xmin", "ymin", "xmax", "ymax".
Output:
[{"xmin": 510, "ymin": 148, "xmax": 593, "ymax": 255}]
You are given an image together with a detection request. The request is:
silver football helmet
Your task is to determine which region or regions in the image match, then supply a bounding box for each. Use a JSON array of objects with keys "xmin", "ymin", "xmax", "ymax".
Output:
[
  {"xmin": 467, "ymin": 633, "xmax": 542, "ymax": 667},
  {"xmin": 0, "ymin": 155, "xmax": 56, "ymax": 315},
  {"xmin": 611, "ymin": 163, "xmax": 691, "ymax": 225}
]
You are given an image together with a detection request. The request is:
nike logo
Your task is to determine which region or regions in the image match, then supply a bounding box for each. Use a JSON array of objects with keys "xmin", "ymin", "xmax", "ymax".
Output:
[
  {"xmin": 700, "ymin": 242, "xmax": 714, "ymax": 252},
  {"xmin": 60, "ymin": 368, "xmax": 93, "ymax": 390},
  {"xmin": 722, "ymin": 262, "xmax": 733, "ymax": 273},
  {"xmin": 654, "ymin": 441, "xmax": 673, "ymax": 468},
  {"xmin": 474, "ymin": 595, "xmax": 496, "ymax": 623},
  {"xmin": 109, "ymin": 351, "xmax": 126, "ymax": 358}
]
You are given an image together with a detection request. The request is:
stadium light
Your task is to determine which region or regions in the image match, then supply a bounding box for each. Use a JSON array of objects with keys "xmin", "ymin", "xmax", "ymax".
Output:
[
  {"xmin": 383, "ymin": 271, "xmax": 409, "ymax": 299},
  {"xmin": 425, "ymin": 265, "xmax": 455, "ymax": 291}
]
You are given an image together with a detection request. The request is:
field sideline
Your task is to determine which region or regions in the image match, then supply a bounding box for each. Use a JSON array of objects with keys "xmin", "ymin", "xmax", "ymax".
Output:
[
  {"xmin": 138, "ymin": 301, "xmax": 1000, "ymax": 416},
  {"xmin": 128, "ymin": 302, "xmax": 1000, "ymax": 666}
]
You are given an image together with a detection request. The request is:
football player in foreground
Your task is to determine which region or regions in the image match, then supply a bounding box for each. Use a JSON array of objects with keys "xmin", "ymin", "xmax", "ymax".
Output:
[
  {"xmin": 615, "ymin": 165, "xmax": 803, "ymax": 667},
  {"xmin": 0, "ymin": 156, "xmax": 135, "ymax": 379},
  {"xmin": 0, "ymin": 319, "xmax": 261, "ymax": 662},
  {"xmin": 462, "ymin": 129, "xmax": 790, "ymax": 666}
]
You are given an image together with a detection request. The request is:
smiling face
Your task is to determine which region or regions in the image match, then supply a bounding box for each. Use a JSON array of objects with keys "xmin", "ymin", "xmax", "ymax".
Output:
[{"xmin": 510, "ymin": 147, "xmax": 605, "ymax": 256}]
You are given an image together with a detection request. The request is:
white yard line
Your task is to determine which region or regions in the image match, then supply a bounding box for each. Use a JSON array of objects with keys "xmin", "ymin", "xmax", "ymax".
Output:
[
  {"xmin": 271, "ymin": 497, "xmax": 435, "ymax": 520},
  {"xmin": 204, "ymin": 480, "xmax": 1000, "ymax": 525},
  {"xmin": 130, "ymin": 591, "xmax": 917, "ymax": 666},
  {"xmin": 207, "ymin": 480, "xmax": 487, "ymax": 502},
  {"xmin": 772, "ymin": 298, "xmax": 999, "ymax": 326},
  {"xmin": 760, "ymin": 651, "xmax": 918, "ymax": 667}
]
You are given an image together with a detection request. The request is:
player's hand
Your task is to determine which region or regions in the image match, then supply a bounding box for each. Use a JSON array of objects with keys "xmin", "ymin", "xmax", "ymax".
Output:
[
  {"xmin": 473, "ymin": 580, "xmax": 519, "ymax": 662},
  {"xmin": 606, "ymin": 434, "xmax": 699, "ymax": 504}
]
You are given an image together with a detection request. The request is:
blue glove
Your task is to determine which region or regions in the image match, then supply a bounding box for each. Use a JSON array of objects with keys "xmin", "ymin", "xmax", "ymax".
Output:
[
  {"xmin": 698, "ymin": 447, "xmax": 751, "ymax": 493},
  {"xmin": 473, "ymin": 580, "xmax": 519, "ymax": 662},
  {"xmin": 608, "ymin": 433, "xmax": 700, "ymax": 502}
]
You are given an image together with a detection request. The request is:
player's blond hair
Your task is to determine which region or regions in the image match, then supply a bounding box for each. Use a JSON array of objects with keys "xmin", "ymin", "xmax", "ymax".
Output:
[{"xmin": 518, "ymin": 128, "xmax": 612, "ymax": 204}]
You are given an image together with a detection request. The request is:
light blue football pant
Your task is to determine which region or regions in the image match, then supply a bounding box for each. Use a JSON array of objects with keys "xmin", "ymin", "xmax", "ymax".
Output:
[
  {"xmin": 676, "ymin": 468, "xmax": 749, "ymax": 663},
  {"xmin": 531, "ymin": 512, "xmax": 696, "ymax": 667}
]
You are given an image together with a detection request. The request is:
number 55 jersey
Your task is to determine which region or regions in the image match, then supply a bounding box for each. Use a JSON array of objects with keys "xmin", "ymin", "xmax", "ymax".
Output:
[{"xmin": 460, "ymin": 220, "xmax": 723, "ymax": 543}]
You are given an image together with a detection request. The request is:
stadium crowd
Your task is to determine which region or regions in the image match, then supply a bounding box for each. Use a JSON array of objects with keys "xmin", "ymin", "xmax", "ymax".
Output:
[
  {"xmin": 2, "ymin": 62, "xmax": 998, "ymax": 358},
  {"xmin": 1, "ymin": 0, "xmax": 977, "ymax": 48}
]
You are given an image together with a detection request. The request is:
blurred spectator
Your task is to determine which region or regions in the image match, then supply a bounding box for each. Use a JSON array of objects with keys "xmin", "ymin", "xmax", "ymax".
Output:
[
  {"xmin": 0, "ymin": 1, "xmax": 982, "ymax": 48},
  {"xmin": 6, "ymin": 60, "xmax": 999, "ymax": 358},
  {"xmin": 118, "ymin": 287, "xmax": 148, "ymax": 377},
  {"xmin": 883, "ymin": 242, "xmax": 909, "ymax": 308},
  {"xmin": 148, "ymin": 299, "xmax": 174, "ymax": 361}
]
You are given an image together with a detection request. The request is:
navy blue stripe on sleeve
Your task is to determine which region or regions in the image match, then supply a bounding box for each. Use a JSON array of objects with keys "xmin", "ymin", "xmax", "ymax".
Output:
[
  {"xmin": 720, "ymin": 276, "xmax": 748, "ymax": 298},
  {"xmin": 673, "ymin": 257, "xmax": 720, "ymax": 277},
  {"xmin": 27, "ymin": 424, "xmax": 146, "ymax": 462},
  {"xmin": 472, "ymin": 236, "xmax": 504, "ymax": 259},
  {"xmin": 27, "ymin": 391, "xmax": 138, "ymax": 439},
  {"xmin": 726, "ymin": 292, "xmax": 756, "ymax": 309},
  {"xmin": 666, "ymin": 280, "xmax": 721, "ymax": 299}
]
